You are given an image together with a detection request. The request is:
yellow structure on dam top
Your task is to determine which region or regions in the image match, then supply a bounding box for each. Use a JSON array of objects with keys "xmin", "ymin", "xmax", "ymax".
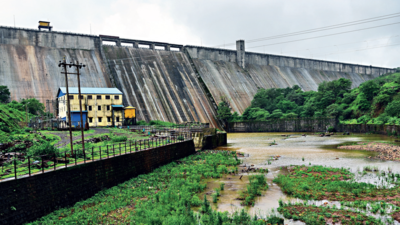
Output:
[{"xmin": 57, "ymin": 87, "xmax": 124, "ymax": 127}]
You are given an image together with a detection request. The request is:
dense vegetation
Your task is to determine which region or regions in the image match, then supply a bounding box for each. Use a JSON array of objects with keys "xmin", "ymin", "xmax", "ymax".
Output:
[
  {"xmin": 275, "ymin": 165, "xmax": 400, "ymax": 223},
  {"xmin": 30, "ymin": 151, "xmax": 276, "ymax": 225},
  {"xmin": 218, "ymin": 72, "xmax": 400, "ymax": 125}
]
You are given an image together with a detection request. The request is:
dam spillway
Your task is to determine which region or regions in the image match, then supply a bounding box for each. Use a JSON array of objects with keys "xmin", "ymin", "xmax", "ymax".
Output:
[
  {"xmin": 102, "ymin": 46, "xmax": 219, "ymax": 127},
  {"xmin": 0, "ymin": 26, "xmax": 396, "ymax": 127}
]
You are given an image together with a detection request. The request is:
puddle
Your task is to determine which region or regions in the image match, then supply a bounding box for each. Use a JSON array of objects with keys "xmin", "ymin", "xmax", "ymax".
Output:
[{"xmin": 209, "ymin": 132, "xmax": 400, "ymax": 218}]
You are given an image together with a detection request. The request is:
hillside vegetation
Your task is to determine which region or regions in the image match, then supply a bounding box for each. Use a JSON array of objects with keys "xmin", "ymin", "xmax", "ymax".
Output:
[{"xmin": 218, "ymin": 71, "xmax": 400, "ymax": 125}]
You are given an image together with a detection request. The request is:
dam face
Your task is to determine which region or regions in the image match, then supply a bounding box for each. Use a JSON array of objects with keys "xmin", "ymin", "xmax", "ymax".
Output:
[
  {"xmin": 185, "ymin": 46, "xmax": 394, "ymax": 114},
  {"xmin": 0, "ymin": 27, "xmax": 112, "ymax": 102},
  {"xmin": 102, "ymin": 46, "xmax": 218, "ymax": 127},
  {"xmin": 0, "ymin": 26, "xmax": 396, "ymax": 126}
]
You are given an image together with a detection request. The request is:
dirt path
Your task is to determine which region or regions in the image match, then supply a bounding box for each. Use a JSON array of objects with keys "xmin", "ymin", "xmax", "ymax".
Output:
[{"xmin": 49, "ymin": 128, "xmax": 111, "ymax": 148}]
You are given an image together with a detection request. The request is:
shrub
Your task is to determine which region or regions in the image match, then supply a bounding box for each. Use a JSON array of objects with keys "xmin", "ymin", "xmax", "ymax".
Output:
[
  {"xmin": 27, "ymin": 141, "xmax": 59, "ymax": 157},
  {"xmin": 111, "ymin": 136, "xmax": 127, "ymax": 142}
]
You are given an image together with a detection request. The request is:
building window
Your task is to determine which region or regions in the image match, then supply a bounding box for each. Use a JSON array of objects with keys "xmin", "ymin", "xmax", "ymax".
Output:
[
  {"xmin": 98, "ymin": 117, "xmax": 102, "ymax": 122},
  {"xmin": 105, "ymin": 95, "xmax": 110, "ymax": 100},
  {"xmin": 115, "ymin": 95, "xmax": 120, "ymax": 100},
  {"xmin": 79, "ymin": 95, "xmax": 84, "ymax": 99},
  {"xmin": 89, "ymin": 117, "xmax": 93, "ymax": 123},
  {"xmin": 116, "ymin": 117, "xmax": 120, "ymax": 122},
  {"xmin": 98, "ymin": 106, "xmax": 101, "ymax": 111},
  {"xmin": 88, "ymin": 106, "xmax": 92, "ymax": 111},
  {"xmin": 88, "ymin": 95, "xmax": 93, "ymax": 99},
  {"xmin": 107, "ymin": 117, "xmax": 111, "ymax": 122},
  {"xmin": 107, "ymin": 105, "xmax": 110, "ymax": 111},
  {"xmin": 69, "ymin": 95, "xmax": 74, "ymax": 100},
  {"xmin": 97, "ymin": 95, "xmax": 101, "ymax": 100}
]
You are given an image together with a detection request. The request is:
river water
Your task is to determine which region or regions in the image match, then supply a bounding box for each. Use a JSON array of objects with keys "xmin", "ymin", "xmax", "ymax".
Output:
[{"xmin": 205, "ymin": 132, "xmax": 400, "ymax": 222}]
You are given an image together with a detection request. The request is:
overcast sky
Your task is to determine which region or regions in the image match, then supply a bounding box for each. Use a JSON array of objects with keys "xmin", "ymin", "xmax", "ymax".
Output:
[{"xmin": 1, "ymin": 0, "xmax": 399, "ymax": 68}]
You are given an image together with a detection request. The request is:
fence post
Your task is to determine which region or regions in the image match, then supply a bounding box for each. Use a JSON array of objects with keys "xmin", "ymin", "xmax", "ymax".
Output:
[
  {"xmin": 125, "ymin": 142, "xmax": 127, "ymax": 154},
  {"xmin": 41, "ymin": 156, "xmax": 44, "ymax": 173},
  {"xmin": 119, "ymin": 143, "xmax": 121, "ymax": 155},
  {"xmin": 65, "ymin": 151, "xmax": 67, "ymax": 168},
  {"xmin": 84, "ymin": 148, "xmax": 86, "ymax": 164},
  {"xmin": 75, "ymin": 150, "xmax": 77, "ymax": 166},
  {"xmin": 135, "ymin": 140, "xmax": 137, "ymax": 152},
  {"xmin": 54, "ymin": 153, "xmax": 56, "ymax": 171},
  {"xmin": 28, "ymin": 156, "xmax": 31, "ymax": 177},
  {"xmin": 99, "ymin": 146, "xmax": 102, "ymax": 160},
  {"xmin": 107, "ymin": 145, "xmax": 109, "ymax": 158},
  {"xmin": 130, "ymin": 140, "xmax": 132, "ymax": 153},
  {"xmin": 14, "ymin": 157, "xmax": 17, "ymax": 179},
  {"xmin": 113, "ymin": 145, "xmax": 115, "ymax": 156}
]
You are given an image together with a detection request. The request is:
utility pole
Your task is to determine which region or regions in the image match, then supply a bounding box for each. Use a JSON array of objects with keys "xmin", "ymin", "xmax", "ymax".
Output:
[
  {"xmin": 58, "ymin": 58, "xmax": 86, "ymax": 154},
  {"xmin": 59, "ymin": 58, "xmax": 74, "ymax": 155}
]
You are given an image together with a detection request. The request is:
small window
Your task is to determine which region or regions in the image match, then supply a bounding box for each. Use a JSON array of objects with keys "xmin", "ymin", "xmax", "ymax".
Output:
[
  {"xmin": 88, "ymin": 95, "xmax": 93, "ymax": 99},
  {"xmin": 89, "ymin": 117, "xmax": 93, "ymax": 123},
  {"xmin": 79, "ymin": 95, "xmax": 84, "ymax": 99},
  {"xmin": 105, "ymin": 95, "xmax": 110, "ymax": 100},
  {"xmin": 69, "ymin": 95, "xmax": 74, "ymax": 100},
  {"xmin": 98, "ymin": 106, "xmax": 101, "ymax": 111},
  {"xmin": 116, "ymin": 117, "xmax": 120, "ymax": 122},
  {"xmin": 107, "ymin": 105, "xmax": 110, "ymax": 111},
  {"xmin": 88, "ymin": 106, "xmax": 92, "ymax": 111},
  {"xmin": 97, "ymin": 95, "xmax": 101, "ymax": 100},
  {"xmin": 107, "ymin": 117, "xmax": 111, "ymax": 122},
  {"xmin": 115, "ymin": 95, "xmax": 120, "ymax": 100},
  {"xmin": 98, "ymin": 117, "xmax": 102, "ymax": 122}
]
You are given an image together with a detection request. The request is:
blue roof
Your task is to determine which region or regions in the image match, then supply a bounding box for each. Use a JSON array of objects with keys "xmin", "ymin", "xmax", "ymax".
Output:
[
  {"xmin": 57, "ymin": 87, "xmax": 122, "ymax": 97},
  {"xmin": 112, "ymin": 105, "xmax": 124, "ymax": 108}
]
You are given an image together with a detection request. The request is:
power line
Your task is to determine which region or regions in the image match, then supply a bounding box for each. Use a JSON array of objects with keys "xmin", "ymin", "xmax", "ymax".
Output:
[
  {"xmin": 214, "ymin": 12, "xmax": 400, "ymax": 47},
  {"xmin": 282, "ymin": 34, "xmax": 400, "ymax": 54},
  {"xmin": 247, "ymin": 22, "xmax": 400, "ymax": 49},
  {"xmin": 313, "ymin": 42, "xmax": 400, "ymax": 58}
]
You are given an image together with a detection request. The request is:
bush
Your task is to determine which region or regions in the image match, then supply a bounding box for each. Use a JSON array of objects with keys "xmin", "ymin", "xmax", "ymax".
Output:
[
  {"xmin": 27, "ymin": 141, "xmax": 59, "ymax": 157},
  {"xmin": 327, "ymin": 126, "xmax": 336, "ymax": 132},
  {"xmin": 111, "ymin": 136, "xmax": 127, "ymax": 142},
  {"xmin": 385, "ymin": 100, "xmax": 400, "ymax": 117}
]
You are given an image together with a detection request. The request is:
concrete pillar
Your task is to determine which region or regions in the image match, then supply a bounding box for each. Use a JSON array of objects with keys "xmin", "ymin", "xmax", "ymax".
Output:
[
  {"xmin": 150, "ymin": 43, "xmax": 155, "ymax": 50},
  {"xmin": 236, "ymin": 40, "xmax": 245, "ymax": 69},
  {"xmin": 116, "ymin": 40, "xmax": 122, "ymax": 47},
  {"xmin": 166, "ymin": 45, "xmax": 171, "ymax": 51},
  {"xmin": 133, "ymin": 42, "xmax": 139, "ymax": 48}
]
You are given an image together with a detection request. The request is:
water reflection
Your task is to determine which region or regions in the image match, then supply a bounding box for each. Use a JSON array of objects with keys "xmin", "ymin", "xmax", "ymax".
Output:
[{"xmin": 210, "ymin": 132, "xmax": 400, "ymax": 217}]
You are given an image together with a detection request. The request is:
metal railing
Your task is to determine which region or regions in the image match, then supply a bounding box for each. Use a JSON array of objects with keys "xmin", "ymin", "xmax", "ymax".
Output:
[{"xmin": 0, "ymin": 134, "xmax": 192, "ymax": 183}]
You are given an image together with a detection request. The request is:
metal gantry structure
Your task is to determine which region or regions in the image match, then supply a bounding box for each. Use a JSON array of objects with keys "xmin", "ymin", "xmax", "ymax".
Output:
[{"xmin": 58, "ymin": 58, "xmax": 86, "ymax": 155}]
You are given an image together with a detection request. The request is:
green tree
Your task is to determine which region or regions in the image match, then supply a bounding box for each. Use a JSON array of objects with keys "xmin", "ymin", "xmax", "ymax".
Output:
[
  {"xmin": 0, "ymin": 85, "xmax": 11, "ymax": 103},
  {"xmin": 385, "ymin": 100, "xmax": 400, "ymax": 117},
  {"xmin": 20, "ymin": 98, "xmax": 45, "ymax": 115},
  {"xmin": 360, "ymin": 80, "xmax": 379, "ymax": 101},
  {"xmin": 217, "ymin": 101, "xmax": 232, "ymax": 121}
]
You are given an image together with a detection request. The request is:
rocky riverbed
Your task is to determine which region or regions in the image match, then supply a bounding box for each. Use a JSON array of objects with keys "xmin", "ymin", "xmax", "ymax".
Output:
[{"xmin": 338, "ymin": 142, "xmax": 400, "ymax": 161}]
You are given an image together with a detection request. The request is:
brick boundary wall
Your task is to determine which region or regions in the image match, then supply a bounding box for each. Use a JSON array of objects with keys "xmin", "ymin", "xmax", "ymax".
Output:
[{"xmin": 0, "ymin": 140, "xmax": 195, "ymax": 225}]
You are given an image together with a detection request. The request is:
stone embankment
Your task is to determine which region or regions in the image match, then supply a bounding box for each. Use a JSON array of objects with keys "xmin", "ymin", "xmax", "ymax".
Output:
[{"xmin": 338, "ymin": 142, "xmax": 400, "ymax": 161}]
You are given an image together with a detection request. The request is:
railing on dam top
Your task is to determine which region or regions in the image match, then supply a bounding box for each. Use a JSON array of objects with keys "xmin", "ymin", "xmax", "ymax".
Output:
[
  {"xmin": 226, "ymin": 117, "xmax": 336, "ymax": 133},
  {"xmin": 0, "ymin": 134, "xmax": 192, "ymax": 183}
]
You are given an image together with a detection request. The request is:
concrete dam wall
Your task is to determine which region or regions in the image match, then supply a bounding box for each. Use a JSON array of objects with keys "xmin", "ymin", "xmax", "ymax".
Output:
[
  {"xmin": 102, "ymin": 46, "xmax": 218, "ymax": 127},
  {"xmin": 185, "ymin": 45, "xmax": 396, "ymax": 114},
  {"xmin": 0, "ymin": 26, "xmax": 396, "ymax": 126},
  {"xmin": 0, "ymin": 26, "xmax": 112, "ymax": 102}
]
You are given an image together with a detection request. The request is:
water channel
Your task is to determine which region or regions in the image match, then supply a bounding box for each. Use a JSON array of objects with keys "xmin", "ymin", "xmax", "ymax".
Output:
[{"xmin": 204, "ymin": 132, "xmax": 400, "ymax": 224}]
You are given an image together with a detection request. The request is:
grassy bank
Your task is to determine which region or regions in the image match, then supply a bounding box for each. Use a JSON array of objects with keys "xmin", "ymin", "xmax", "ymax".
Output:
[
  {"xmin": 29, "ymin": 151, "xmax": 275, "ymax": 224},
  {"xmin": 274, "ymin": 165, "xmax": 400, "ymax": 223}
]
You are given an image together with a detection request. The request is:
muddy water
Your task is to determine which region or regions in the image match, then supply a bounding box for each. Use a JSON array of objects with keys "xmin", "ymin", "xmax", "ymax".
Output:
[{"xmin": 208, "ymin": 132, "xmax": 400, "ymax": 218}]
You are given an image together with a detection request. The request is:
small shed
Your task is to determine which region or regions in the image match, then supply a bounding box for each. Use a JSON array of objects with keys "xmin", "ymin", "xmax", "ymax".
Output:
[{"xmin": 124, "ymin": 106, "xmax": 136, "ymax": 125}]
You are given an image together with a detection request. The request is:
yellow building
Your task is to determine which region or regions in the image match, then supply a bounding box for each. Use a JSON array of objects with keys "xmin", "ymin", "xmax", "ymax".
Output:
[{"xmin": 57, "ymin": 87, "xmax": 124, "ymax": 127}]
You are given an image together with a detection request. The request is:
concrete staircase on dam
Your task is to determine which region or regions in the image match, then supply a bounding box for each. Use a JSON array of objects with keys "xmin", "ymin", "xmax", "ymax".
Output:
[{"xmin": 0, "ymin": 25, "xmax": 396, "ymax": 127}]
